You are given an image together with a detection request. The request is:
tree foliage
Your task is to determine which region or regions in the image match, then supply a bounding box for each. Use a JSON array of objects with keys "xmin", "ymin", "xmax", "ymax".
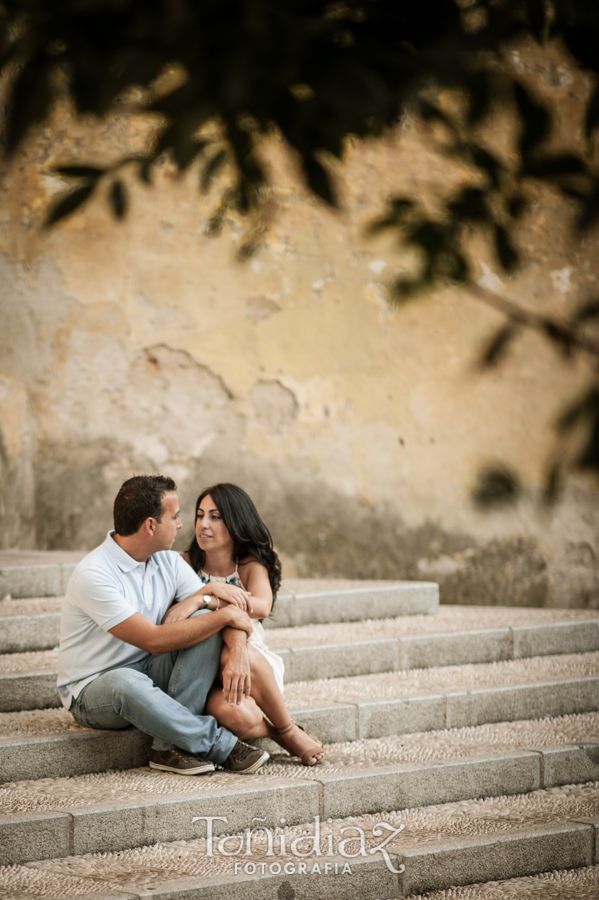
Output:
[{"xmin": 1, "ymin": 0, "xmax": 599, "ymax": 502}]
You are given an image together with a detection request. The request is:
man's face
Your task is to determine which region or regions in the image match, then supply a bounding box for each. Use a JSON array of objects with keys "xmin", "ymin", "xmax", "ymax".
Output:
[{"xmin": 150, "ymin": 492, "xmax": 182, "ymax": 551}]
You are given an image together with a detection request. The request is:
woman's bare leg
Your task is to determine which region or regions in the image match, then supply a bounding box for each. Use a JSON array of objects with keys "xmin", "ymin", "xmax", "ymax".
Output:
[
  {"xmin": 205, "ymin": 686, "xmax": 269, "ymax": 742},
  {"xmin": 206, "ymin": 645, "xmax": 324, "ymax": 764}
]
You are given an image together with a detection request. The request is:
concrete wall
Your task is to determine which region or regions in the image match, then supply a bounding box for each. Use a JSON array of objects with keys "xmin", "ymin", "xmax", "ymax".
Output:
[{"xmin": 1, "ymin": 40, "xmax": 598, "ymax": 607}]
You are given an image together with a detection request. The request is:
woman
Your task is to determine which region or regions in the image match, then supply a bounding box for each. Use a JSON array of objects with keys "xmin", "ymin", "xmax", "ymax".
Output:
[{"xmin": 164, "ymin": 483, "xmax": 325, "ymax": 766}]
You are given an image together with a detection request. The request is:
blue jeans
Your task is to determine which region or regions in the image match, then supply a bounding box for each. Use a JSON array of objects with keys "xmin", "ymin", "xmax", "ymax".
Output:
[{"xmin": 70, "ymin": 610, "xmax": 237, "ymax": 765}]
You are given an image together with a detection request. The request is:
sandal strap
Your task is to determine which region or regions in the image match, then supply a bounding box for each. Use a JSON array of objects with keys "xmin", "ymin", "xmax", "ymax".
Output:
[{"xmin": 274, "ymin": 721, "xmax": 294, "ymax": 737}]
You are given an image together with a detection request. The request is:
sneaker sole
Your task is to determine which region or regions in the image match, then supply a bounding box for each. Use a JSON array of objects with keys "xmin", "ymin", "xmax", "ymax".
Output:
[
  {"xmin": 226, "ymin": 749, "xmax": 270, "ymax": 775},
  {"xmin": 149, "ymin": 760, "xmax": 215, "ymax": 775}
]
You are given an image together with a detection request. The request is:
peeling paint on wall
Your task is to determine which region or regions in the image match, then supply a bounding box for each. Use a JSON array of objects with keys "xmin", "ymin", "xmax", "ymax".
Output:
[{"xmin": 1, "ymin": 40, "xmax": 599, "ymax": 607}]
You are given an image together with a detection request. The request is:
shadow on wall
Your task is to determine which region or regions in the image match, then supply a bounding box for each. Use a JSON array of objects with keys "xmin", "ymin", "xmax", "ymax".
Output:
[
  {"xmin": 33, "ymin": 438, "xmax": 599, "ymax": 610},
  {"xmin": 180, "ymin": 454, "xmax": 597, "ymax": 610}
]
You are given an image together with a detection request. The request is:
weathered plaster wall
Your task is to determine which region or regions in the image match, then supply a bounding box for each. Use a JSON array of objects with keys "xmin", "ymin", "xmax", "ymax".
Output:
[
  {"xmin": 1, "ymin": 40, "xmax": 598, "ymax": 607},
  {"xmin": 0, "ymin": 373, "xmax": 35, "ymax": 549}
]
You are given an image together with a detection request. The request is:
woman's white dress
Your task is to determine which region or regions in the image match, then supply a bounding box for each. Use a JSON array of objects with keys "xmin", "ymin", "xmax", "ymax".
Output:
[{"xmin": 198, "ymin": 567, "xmax": 285, "ymax": 693}]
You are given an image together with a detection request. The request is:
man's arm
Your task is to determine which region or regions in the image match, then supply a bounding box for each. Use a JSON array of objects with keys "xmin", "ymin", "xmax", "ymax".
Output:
[{"xmin": 109, "ymin": 605, "xmax": 252, "ymax": 656}]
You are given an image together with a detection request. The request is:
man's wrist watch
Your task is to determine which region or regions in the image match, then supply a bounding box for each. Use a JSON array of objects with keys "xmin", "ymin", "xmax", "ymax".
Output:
[{"xmin": 202, "ymin": 594, "xmax": 211, "ymax": 609}]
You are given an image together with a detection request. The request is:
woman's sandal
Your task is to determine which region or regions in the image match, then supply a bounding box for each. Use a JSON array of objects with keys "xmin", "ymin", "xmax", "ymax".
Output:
[{"xmin": 274, "ymin": 720, "xmax": 325, "ymax": 766}]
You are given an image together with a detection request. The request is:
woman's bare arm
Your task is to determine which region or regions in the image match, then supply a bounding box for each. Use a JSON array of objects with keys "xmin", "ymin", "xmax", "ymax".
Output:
[{"xmin": 237, "ymin": 559, "xmax": 273, "ymax": 619}]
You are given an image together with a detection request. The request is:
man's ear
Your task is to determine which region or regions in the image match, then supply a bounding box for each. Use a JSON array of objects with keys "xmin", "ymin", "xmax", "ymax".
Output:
[{"xmin": 143, "ymin": 517, "xmax": 155, "ymax": 537}]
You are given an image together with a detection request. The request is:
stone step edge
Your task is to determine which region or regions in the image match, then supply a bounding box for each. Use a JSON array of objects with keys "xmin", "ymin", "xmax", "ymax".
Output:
[
  {"xmin": 0, "ymin": 578, "xmax": 439, "ymax": 625},
  {"xmin": 1, "ymin": 819, "xmax": 598, "ymax": 900},
  {"xmin": 279, "ymin": 620, "xmax": 599, "ymax": 680},
  {"xmin": 2, "ymin": 618, "xmax": 598, "ymax": 678},
  {"xmin": 2, "ymin": 675, "xmax": 598, "ymax": 776},
  {"xmin": 1, "ymin": 743, "xmax": 598, "ymax": 870}
]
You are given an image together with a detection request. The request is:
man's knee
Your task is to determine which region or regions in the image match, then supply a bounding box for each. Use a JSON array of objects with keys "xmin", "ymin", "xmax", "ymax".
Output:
[{"xmin": 93, "ymin": 667, "xmax": 152, "ymax": 704}]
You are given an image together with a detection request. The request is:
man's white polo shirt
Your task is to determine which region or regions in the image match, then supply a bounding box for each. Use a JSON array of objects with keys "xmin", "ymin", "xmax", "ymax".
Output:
[{"xmin": 57, "ymin": 531, "xmax": 202, "ymax": 708}]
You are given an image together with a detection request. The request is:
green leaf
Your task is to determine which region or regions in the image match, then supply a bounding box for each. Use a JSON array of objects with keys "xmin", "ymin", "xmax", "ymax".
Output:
[
  {"xmin": 478, "ymin": 323, "xmax": 518, "ymax": 369},
  {"xmin": 577, "ymin": 182, "xmax": 599, "ymax": 233},
  {"xmin": 392, "ymin": 275, "xmax": 431, "ymax": 301},
  {"xmin": 508, "ymin": 194, "xmax": 527, "ymax": 219},
  {"xmin": 200, "ymin": 149, "xmax": 228, "ymax": 193},
  {"xmin": 543, "ymin": 320, "xmax": 573, "ymax": 357},
  {"xmin": 472, "ymin": 465, "xmax": 521, "ymax": 508},
  {"xmin": 173, "ymin": 137, "xmax": 209, "ymax": 172},
  {"xmin": 466, "ymin": 74, "xmax": 491, "ymax": 125},
  {"xmin": 304, "ymin": 157, "xmax": 337, "ymax": 206},
  {"xmin": 471, "ymin": 147, "xmax": 503, "ymax": 189},
  {"xmin": 419, "ymin": 100, "xmax": 457, "ymax": 136},
  {"xmin": 45, "ymin": 183, "xmax": 96, "ymax": 226},
  {"xmin": 494, "ymin": 225, "xmax": 519, "ymax": 272},
  {"xmin": 54, "ymin": 165, "xmax": 104, "ymax": 179},
  {"xmin": 448, "ymin": 187, "xmax": 488, "ymax": 222},
  {"xmin": 523, "ymin": 154, "xmax": 586, "ymax": 178},
  {"xmin": 109, "ymin": 180, "xmax": 127, "ymax": 219},
  {"xmin": 514, "ymin": 82, "xmax": 549, "ymax": 156},
  {"xmin": 586, "ymin": 83, "xmax": 599, "ymax": 138},
  {"xmin": 5, "ymin": 55, "xmax": 53, "ymax": 156},
  {"xmin": 577, "ymin": 407, "xmax": 599, "ymax": 473},
  {"xmin": 138, "ymin": 157, "xmax": 154, "ymax": 185},
  {"xmin": 571, "ymin": 298, "xmax": 599, "ymax": 327},
  {"xmin": 556, "ymin": 388, "xmax": 599, "ymax": 434}
]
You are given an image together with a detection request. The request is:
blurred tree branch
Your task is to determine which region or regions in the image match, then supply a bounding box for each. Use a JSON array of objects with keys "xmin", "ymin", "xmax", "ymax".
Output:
[{"xmin": 1, "ymin": 0, "xmax": 599, "ymax": 503}]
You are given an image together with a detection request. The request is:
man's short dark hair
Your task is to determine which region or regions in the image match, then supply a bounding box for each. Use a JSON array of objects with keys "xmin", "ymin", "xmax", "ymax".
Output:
[{"xmin": 113, "ymin": 475, "xmax": 177, "ymax": 536}]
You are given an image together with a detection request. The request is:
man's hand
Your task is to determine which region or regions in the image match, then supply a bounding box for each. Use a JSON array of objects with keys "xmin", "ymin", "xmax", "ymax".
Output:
[
  {"xmin": 222, "ymin": 605, "xmax": 253, "ymax": 638},
  {"xmin": 222, "ymin": 639, "xmax": 251, "ymax": 705},
  {"xmin": 161, "ymin": 594, "xmax": 202, "ymax": 623}
]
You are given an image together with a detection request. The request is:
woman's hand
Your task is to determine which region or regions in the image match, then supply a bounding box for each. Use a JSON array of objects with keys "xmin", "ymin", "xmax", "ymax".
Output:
[
  {"xmin": 221, "ymin": 642, "xmax": 251, "ymax": 705},
  {"xmin": 206, "ymin": 581, "xmax": 253, "ymax": 614},
  {"xmin": 161, "ymin": 594, "xmax": 201, "ymax": 624}
]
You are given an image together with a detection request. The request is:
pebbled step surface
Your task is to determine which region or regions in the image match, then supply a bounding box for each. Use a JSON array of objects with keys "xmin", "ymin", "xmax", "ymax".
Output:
[
  {"xmin": 265, "ymin": 606, "xmax": 599, "ymax": 647},
  {"xmin": 410, "ymin": 865, "xmax": 599, "ymax": 900},
  {"xmin": 1, "ymin": 598, "xmax": 597, "ymax": 629},
  {"xmin": 0, "ymin": 780, "xmax": 598, "ymax": 898},
  {"xmin": 282, "ymin": 650, "xmax": 599, "ymax": 706},
  {"xmin": 1, "ymin": 712, "xmax": 598, "ymax": 813},
  {"xmin": 2, "ymin": 645, "xmax": 598, "ymax": 684}
]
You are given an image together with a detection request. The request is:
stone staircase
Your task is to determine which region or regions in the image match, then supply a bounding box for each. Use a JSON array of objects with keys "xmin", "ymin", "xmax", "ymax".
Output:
[{"xmin": 1, "ymin": 556, "xmax": 599, "ymax": 899}]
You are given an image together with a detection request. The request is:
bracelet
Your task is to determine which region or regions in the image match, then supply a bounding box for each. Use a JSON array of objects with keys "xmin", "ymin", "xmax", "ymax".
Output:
[{"xmin": 215, "ymin": 596, "xmax": 220, "ymax": 610}]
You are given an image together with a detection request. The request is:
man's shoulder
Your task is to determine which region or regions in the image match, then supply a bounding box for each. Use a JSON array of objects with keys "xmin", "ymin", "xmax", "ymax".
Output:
[
  {"xmin": 152, "ymin": 549, "xmax": 187, "ymax": 573},
  {"xmin": 68, "ymin": 539, "xmax": 121, "ymax": 589}
]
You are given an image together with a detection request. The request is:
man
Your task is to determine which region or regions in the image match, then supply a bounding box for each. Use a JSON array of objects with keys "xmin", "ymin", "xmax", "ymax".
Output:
[{"xmin": 57, "ymin": 474, "xmax": 269, "ymax": 775}]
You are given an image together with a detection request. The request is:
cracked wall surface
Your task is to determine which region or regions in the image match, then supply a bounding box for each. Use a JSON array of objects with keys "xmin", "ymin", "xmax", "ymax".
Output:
[{"xmin": 1, "ymin": 41, "xmax": 599, "ymax": 607}]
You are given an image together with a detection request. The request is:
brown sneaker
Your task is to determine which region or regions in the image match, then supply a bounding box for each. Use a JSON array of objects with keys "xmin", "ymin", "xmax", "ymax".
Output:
[
  {"xmin": 149, "ymin": 747, "xmax": 215, "ymax": 775},
  {"xmin": 222, "ymin": 740, "xmax": 270, "ymax": 774}
]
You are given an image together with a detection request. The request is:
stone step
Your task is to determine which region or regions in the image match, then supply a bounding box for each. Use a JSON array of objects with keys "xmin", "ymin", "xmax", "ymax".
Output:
[
  {"xmin": 269, "ymin": 608, "xmax": 599, "ymax": 682},
  {"xmin": 0, "ymin": 579, "xmax": 438, "ymax": 652},
  {"xmin": 0, "ymin": 551, "xmax": 85, "ymax": 600},
  {"xmin": 408, "ymin": 866, "xmax": 599, "ymax": 899},
  {"xmin": 0, "ymin": 757, "xmax": 598, "ymax": 896},
  {"xmin": 1, "ymin": 710, "xmax": 599, "ymax": 868},
  {"xmin": 1, "ymin": 650, "xmax": 598, "ymax": 780},
  {"xmin": 1, "ymin": 604, "xmax": 597, "ymax": 687}
]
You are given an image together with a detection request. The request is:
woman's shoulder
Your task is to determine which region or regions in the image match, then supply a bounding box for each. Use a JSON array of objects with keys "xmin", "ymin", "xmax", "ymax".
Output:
[{"xmin": 238, "ymin": 555, "xmax": 270, "ymax": 577}]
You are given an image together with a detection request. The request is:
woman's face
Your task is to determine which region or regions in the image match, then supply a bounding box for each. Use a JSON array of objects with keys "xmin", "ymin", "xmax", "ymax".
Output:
[{"xmin": 196, "ymin": 494, "xmax": 234, "ymax": 555}]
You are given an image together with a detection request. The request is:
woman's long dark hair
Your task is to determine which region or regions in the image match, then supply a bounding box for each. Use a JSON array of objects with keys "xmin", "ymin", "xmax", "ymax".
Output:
[{"xmin": 186, "ymin": 483, "xmax": 282, "ymax": 602}]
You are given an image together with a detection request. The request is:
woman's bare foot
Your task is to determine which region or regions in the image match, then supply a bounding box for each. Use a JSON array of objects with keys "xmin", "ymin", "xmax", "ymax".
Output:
[{"xmin": 271, "ymin": 720, "xmax": 325, "ymax": 766}]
